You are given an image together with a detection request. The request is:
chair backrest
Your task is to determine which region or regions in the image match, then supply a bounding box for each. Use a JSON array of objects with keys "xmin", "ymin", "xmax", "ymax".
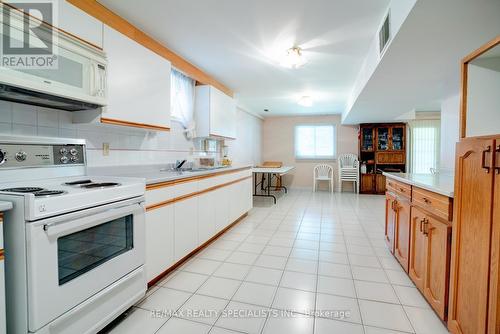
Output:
[
  {"xmin": 314, "ymin": 164, "xmax": 333, "ymax": 178},
  {"xmin": 338, "ymin": 154, "xmax": 358, "ymax": 168}
]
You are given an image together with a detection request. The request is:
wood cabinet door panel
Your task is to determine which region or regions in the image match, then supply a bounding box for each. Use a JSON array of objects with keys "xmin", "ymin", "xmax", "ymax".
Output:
[
  {"xmin": 409, "ymin": 206, "xmax": 426, "ymax": 291},
  {"xmin": 385, "ymin": 193, "xmax": 396, "ymax": 253},
  {"xmin": 448, "ymin": 138, "xmax": 495, "ymax": 334},
  {"xmin": 424, "ymin": 216, "xmax": 451, "ymax": 320},
  {"xmin": 394, "ymin": 199, "xmax": 411, "ymax": 272}
]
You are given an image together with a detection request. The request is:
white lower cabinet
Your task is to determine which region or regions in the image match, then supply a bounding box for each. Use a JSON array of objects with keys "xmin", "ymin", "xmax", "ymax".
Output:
[
  {"xmin": 198, "ymin": 191, "xmax": 216, "ymax": 244},
  {"xmin": 145, "ymin": 206, "xmax": 174, "ymax": 282},
  {"xmin": 214, "ymin": 187, "xmax": 230, "ymax": 231},
  {"xmin": 145, "ymin": 170, "xmax": 253, "ymax": 283},
  {"xmin": 174, "ymin": 197, "xmax": 199, "ymax": 262}
]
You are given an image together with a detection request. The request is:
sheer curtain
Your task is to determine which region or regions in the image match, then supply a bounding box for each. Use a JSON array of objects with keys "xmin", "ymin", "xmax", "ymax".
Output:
[
  {"xmin": 409, "ymin": 119, "xmax": 441, "ymax": 174},
  {"xmin": 171, "ymin": 68, "xmax": 196, "ymax": 138}
]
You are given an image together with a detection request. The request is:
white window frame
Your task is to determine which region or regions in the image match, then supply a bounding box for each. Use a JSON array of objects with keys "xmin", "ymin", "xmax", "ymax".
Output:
[{"xmin": 294, "ymin": 124, "xmax": 337, "ymax": 160}]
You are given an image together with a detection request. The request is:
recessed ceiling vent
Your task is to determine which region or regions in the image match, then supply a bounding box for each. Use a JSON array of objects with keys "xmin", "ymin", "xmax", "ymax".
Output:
[{"xmin": 379, "ymin": 11, "xmax": 391, "ymax": 55}]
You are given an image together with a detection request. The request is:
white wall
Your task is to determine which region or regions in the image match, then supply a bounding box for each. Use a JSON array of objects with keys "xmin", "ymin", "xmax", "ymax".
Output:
[
  {"xmin": 440, "ymin": 94, "xmax": 460, "ymax": 172},
  {"xmin": 262, "ymin": 115, "xmax": 358, "ymax": 190},
  {"xmin": 466, "ymin": 63, "xmax": 500, "ymax": 137},
  {"xmin": 225, "ymin": 107, "xmax": 262, "ymax": 166},
  {"xmin": 0, "ymin": 101, "xmax": 260, "ymax": 167}
]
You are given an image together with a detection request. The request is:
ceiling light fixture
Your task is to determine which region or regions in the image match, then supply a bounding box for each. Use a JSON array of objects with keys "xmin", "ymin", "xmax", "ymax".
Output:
[
  {"xmin": 298, "ymin": 96, "xmax": 313, "ymax": 107},
  {"xmin": 280, "ymin": 46, "xmax": 307, "ymax": 69}
]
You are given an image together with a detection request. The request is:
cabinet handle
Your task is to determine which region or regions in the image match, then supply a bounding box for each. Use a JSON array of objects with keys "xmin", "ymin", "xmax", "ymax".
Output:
[
  {"xmin": 423, "ymin": 219, "xmax": 430, "ymax": 236},
  {"xmin": 399, "ymin": 187, "xmax": 405, "ymax": 193},
  {"xmin": 495, "ymin": 145, "xmax": 500, "ymax": 175},
  {"xmin": 419, "ymin": 218, "xmax": 425, "ymax": 233},
  {"xmin": 482, "ymin": 146, "xmax": 492, "ymax": 173},
  {"xmin": 422, "ymin": 197, "xmax": 431, "ymax": 204}
]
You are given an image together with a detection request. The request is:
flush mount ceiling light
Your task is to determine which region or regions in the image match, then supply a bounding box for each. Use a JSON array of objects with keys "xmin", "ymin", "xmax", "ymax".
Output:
[
  {"xmin": 280, "ymin": 47, "xmax": 307, "ymax": 69},
  {"xmin": 297, "ymin": 96, "xmax": 313, "ymax": 107}
]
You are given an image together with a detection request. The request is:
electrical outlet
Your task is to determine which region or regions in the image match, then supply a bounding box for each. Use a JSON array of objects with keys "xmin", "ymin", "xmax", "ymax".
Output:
[{"xmin": 103, "ymin": 143, "xmax": 110, "ymax": 156}]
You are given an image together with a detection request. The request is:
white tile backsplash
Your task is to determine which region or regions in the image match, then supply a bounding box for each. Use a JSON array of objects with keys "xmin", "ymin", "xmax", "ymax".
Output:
[{"xmin": 0, "ymin": 101, "xmax": 220, "ymax": 167}]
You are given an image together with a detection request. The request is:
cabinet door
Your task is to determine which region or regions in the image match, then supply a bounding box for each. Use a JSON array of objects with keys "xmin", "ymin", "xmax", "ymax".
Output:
[
  {"xmin": 103, "ymin": 25, "xmax": 171, "ymax": 129},
  {"xmin": 394, "ymin": 198, "xmax": 411, "ymax": 272},
  {"xmin": 449, "ymin": 138, "xmax": 495, "ymax": 334},
  {"xmin": 228, "ymin": 182, "xmax": 241, "ymax": 224},
  {"xmin": 377, "ymin": 127, "xmax": 389, "ymax": 150},
  {"xmin": 198, "ymin": 191, "xmax": 216, "ymax": 244},
  {"xmin": 361, "ymin": 127, "xmax": 375, "ymax": 151},
  {"xmin": 243, "ymin": 178, "xmax": 253, "ymax": 213},
  {"xmin": 209, "ymin": 87, "xmax": 236, "ymax": 138},
  {"xmin": 214, "ymin": 187, "xmax": 230, "ymax": 232},
  {"xmin": 385, "ymin": 192, "xmax": 396, "ymax": 252},
  {"xmin": 59, "ymin": 1, "xmax": 103, "ymax": 48},
  {"xmin": 174, "ymin": 197, "xmax": 198, "ymax": 262},
  {"xmin": 391, "ymin": 126, "xmax": 405, "ymax": 151},
  {"xmin": 409, "ymin": 206, "xmax": 426, "ymax": 291},
  {"xmin": 145, "ymin": 206, "xmax": 174, "ymax": 282},
  {"xmin": 424, "ymin": 216, "xmax": 451, "ymax": 320}
]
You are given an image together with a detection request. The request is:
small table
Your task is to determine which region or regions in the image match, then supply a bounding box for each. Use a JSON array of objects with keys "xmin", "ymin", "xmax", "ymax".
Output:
[{"xmin": 252, "ymin": 166, "xmax": 295, "ymax": 204}]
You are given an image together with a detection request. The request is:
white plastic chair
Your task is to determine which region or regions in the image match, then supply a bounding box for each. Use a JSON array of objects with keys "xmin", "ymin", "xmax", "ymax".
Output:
[
  {"xmin": 313, "ymin": 164, "xmax": 334, "ymax": 193},
  {"xmin": 338, "ymin": 154, "xmax": 360, "ymax": 193}
]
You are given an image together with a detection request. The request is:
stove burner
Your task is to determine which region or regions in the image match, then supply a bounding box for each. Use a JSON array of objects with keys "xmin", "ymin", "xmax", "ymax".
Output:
[
  {"xmin": 64, "ymin": 179, "xmax": 92, "ymax": 186},
  {"xmin": 34, "ymin": 190, "xmax": 67, "ymax": 197},
  {"xmin": 1, "ymin": 187, "xmax": 45, "ymax": 193},
  {"xmin": 82, "ymin": 182, "xmax": 121, "ymax": 189}
]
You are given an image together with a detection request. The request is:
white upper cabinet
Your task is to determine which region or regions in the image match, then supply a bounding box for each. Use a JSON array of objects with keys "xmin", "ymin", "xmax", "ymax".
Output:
[
  {"xmin": 59, "ymin": 1, "xmax": 103, "ymax": 48},
  {"xmin": 195, "ymin": 85, "xmax": 236, "ymax": 139},
  {"xmin": 102, "ymin": 25, "xmax": 171, "ymax": 130}
]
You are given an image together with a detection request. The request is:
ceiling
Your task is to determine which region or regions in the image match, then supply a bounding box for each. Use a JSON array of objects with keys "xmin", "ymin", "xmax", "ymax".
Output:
[
  {"xmin": 100, "ymin": 0, "xmax": 390, "ymax": 116},
  {"xmin": 342, "ymin": 0, "xmax": 500, "ymax": 124}
]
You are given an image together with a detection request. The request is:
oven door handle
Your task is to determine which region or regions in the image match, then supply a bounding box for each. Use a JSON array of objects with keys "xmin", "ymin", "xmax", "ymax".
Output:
[{"xmin": 42, "ymin": 202, "xmax": 143, "ymax": 237}]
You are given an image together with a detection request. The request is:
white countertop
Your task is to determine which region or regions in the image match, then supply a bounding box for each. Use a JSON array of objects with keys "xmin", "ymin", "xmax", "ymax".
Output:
[
  {"xmin": 383, "ymin": 172, "xmax": 455, "ymax": 198},
  {"xmin": 252, "ymin": 166, "xmax": 295, "ymax": 174},
  {"xmin": 0, "ymin": 201, "xmax": 13, "ymax": 211},
  {"xmin": 88, "ymin": 164, "xmax": 253, "ymax": 185}
]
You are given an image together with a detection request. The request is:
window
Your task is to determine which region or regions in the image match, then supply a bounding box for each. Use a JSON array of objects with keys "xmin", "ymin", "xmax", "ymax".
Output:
[
  {"xmin": 409, "ymin": 119, "xmax": 441, "ymax": 173},
  {"xmin": 295, "ymin": 124, "xmax": 336, "ymax": 159},
  {"xmin": 170, "ymin": 68, "xmax": 196, "ymax": 137}
]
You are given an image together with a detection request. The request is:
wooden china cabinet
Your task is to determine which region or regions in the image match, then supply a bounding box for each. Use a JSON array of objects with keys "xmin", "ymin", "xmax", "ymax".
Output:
[
  {"xmin": 447, "ymin": 35, "xmax": 500, "ymax": 334},
  {"xmin": 359, "ymin": 123, "xmax": 407, "ymax": 194}
]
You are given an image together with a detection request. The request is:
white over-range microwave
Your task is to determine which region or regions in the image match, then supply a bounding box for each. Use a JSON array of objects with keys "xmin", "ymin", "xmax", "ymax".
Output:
[{"xmin": 0, "ymin": 4, "xmax": 107, "ymax": 111}]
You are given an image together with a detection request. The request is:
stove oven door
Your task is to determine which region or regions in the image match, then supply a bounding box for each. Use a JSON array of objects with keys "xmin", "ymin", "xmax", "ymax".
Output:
[{"xmin": 25, "ymin": 197, "xmax": 145, "ymax": 332}]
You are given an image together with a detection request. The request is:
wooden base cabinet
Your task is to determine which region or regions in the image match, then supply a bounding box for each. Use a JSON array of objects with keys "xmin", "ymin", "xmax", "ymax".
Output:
[
  {"xmin": 394, "ymin": 198, "xmax": 411, "ymax": 272},
  {"xmin": 385, "ymin": 192, "xmax": 396, "ymax": 252},
  {"xmin": 386, "ymin": 177, "xmax": 453, "ymax": 321},
  {"xmin": 448, "ymin": 137, "xmax": 500, "ymax": 334},
  {"xmin": 410, "ymin": 206, "xmax": 452, "ymax": 320}
]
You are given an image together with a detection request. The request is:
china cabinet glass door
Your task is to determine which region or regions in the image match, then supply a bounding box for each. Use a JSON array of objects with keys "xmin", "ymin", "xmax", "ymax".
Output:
[
  {"xmin": 391, "ymin": 127, "xmax": 405, "ymax": 150},
  {"xmin": 361, "ymin": 127, "xmax": 374, "ymax": 151},
  {"xmin": 377, "ymin": 127, "xmax": 389, "ymax": 150}
]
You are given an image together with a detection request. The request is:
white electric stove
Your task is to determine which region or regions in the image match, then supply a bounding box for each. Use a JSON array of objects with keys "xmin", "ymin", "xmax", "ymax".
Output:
[{"xmin": 0, "ymin": 135, "xmax": 147, "ymax": 334}]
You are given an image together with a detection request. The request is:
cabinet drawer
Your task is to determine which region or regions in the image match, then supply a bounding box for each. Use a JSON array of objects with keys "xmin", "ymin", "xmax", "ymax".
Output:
[
  {"xmin": 386, "ymin": 179, "xmax": 411, "ymax": 199},
  {"xmin": 376, "ymin": 152, "xmax": 405, "ymax": 164},
  {"xmin": 412, "ymin": 187, "xmax": 452, "ymax": 221}
]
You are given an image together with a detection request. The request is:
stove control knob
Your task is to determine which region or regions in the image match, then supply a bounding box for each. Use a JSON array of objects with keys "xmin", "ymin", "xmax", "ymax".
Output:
[
  {"xmin": 69, "ymin": 148, "xmax": 78, "ymax": 156},
  {"xmin": 70, "ymin": 156, "xmax": 78, "ymax": 163},
  {"xmin": 60, "ymin": 156, "xmax": 69, "ymax": 164},
  {"xmin": 0, "ymin": 150, "xmax": 5, "ymax": 165},
  {"xmin": 15, "ymin": 151, "xmax": 27, "ymax": 162},
  {"xmin": 59, "ymin": 148, "xmax": 68, "ymax": 155}
]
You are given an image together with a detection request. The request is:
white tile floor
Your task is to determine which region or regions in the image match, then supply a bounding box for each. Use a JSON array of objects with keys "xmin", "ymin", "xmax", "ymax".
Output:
[{"xmin": 102, "ymin": 190, "xmax": 450, "ymax": 334}]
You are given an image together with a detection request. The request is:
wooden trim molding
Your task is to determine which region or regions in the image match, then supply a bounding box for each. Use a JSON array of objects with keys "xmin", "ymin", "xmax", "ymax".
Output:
[
  {"xmin": 67, "ymin": 0, "xmax": 233, "ymax": 97},
  {"xmin": 146, "ymin": 167, "xmax": 252, "ymax": 191},
  {"xmin": 460, "ymin": 35, "xmax": 500, "ymax": 138},
  {"xmin": 148, "ymin": 212, "xmax": 248, "ymax": 287},
  {"xmin": 146, "ymin": 176, "xmax": 252, "ymax": 211},
  {"xmin": 0, "ymin": 249, "xmax": 4, "ymax": 261},
  {"xmin": 100, "ymin": 118, "xmax": 171, "ymax": 131}
]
